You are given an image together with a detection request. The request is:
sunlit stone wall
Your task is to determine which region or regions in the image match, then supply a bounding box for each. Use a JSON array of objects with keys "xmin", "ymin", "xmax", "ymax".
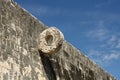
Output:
[{"xmin": 0, "ymin": 0, "xmax": 115, "ymax": 80}]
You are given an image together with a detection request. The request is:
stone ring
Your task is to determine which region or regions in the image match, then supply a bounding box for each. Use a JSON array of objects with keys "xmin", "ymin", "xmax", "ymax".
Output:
[{"xmin": 38, "ymin": 27, "xmax": 64, "ymax": 54}]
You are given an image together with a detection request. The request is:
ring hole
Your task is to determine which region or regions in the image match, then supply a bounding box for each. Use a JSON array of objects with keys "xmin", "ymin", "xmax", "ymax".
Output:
[{"xmin": 45, "ymin": 35, "xmax": 53, "ymax": 46}]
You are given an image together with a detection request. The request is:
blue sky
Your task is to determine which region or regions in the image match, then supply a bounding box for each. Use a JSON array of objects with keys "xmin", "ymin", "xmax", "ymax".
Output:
[{"xmin": 14, "ymin": 0, "xmax": 120, "ymax": 79}]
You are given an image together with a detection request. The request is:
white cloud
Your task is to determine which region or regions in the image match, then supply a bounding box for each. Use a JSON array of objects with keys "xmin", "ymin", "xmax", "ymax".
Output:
[
  {"xmin": 88, "ymin": 50, "xmax": 104, "ymax": 66},
  {"xmin": 115, "ymin": 39, "xmax": 120, "ymax": 48},
  {"xmin": 88, "ymin": 50, "xmax": 102, "ymax": 57},
  {"xmin": 116, "ymin": 43, "xmax": 120, "ymax": 48},
  {"xmin": 86, "ymin": 25, "xmax": 120, "ymax": 50},
  {"xmin": 108, "ymin": 35, "xmax": 116, "ymax": 44},
  {"xmin": 86, "ymin": 20, "xmax": 110, "ymax": 41},
  {"xmin": 36, "ymin": 7, "xmax": 62, "ymax": 16},
  {"xmin": 103, "ymin": 53, "xmax": 120, "ymax": 61},
  {"xmin": 87, "ymin": 28, "xmax": 108, "ymax": 41},
  {"xmin": 22, "ymin": 5, "xmax": 64, "ymax": 17},
  {"xmin": 87, "ymin": 49, "xmax": 120, "ymax": 67},
  {"xmin": 96, "ymin": 0, "xmax": 112, "ymax": 8},
  {"xmin": 106, "ymin": 35, "xmax": 117, "ymax": 48},
  {"xmin": 105, "ymin": 36, "xmax": 120, "ymax": 49},
  {"xmin": 37, "ymin": 7, "xmax": 50, "ymax": 16}
]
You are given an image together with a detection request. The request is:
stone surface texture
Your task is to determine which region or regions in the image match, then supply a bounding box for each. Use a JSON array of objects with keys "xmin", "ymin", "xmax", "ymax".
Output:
[
  {"xmin": 38, "ymin": 27, "xmax": 64, "ymax": 54},
  {"xmin": 0, "ymin": 0, "xmax": 115, "ymax": 80}
]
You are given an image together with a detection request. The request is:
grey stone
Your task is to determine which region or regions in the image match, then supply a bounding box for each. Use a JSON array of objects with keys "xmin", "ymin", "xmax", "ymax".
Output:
[{"xmin": 0, "ymin": 0, "xmax": 116, "ymax": 80}]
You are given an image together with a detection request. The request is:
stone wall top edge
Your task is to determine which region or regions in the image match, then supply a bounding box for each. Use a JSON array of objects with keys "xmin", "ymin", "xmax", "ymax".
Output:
[
  {"xmin": 62, "ymin": 41, "xmax": 115, "ymax": 79},
  {"xmin": 2, "ymin": 0, "xmax": 115, "ymax": 79}
]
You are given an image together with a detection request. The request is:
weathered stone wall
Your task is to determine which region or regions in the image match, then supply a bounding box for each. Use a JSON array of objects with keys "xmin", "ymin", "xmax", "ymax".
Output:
[
  {"xmin": 0, "ymin": 0, "xmax": 115, "ymax": 80},
  {"xmin": 0, "ymin": 0, "xmax": 48, "ymax": 80}
]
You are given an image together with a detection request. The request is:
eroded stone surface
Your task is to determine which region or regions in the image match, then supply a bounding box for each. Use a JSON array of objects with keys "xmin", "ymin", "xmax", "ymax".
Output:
[
  {"xmin": 38, "ymin": 27, "xmax": 64, "ymax": 54},
  {"xmin": 0, "ymin": 0, "xmax": 47, "ymax": 80},
  {"xmin": 0, "ymin": 0, "xmax": 116, "ymax": 80},
  {"xmin": 48, "ymin": 41, "xmax": 116, "ymax": 80}
]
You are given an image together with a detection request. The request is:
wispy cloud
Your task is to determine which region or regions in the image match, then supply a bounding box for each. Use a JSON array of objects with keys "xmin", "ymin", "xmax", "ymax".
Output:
[
  {"xmin": 88, "ymin": 49, "xmax": 120, "ymax": 67},
  {"xmin": 116, "ymin": 40, "xmax": 120, "ymax": 48},
  {"xmin": 106, "ymin": 35, "xmax": 117, "ymax": 48},
  {"xmin": 86, "ymin": 20, "xmax": 120, "ymax": 49},
  {"xmin": 103, "ymin": 53, "xmax": 120, "ymax": 61},
  {"xmin": 86, "ymin": 27, "xmax": 108, "ymax": 41},
  {"xmin": 107, "ymin": 35, "xmax": 116, "ymax": 45},
  {"xmin": 105, "ymin": 35, "xmax": 120, "ymax": 49},
  {"xmin": 88, "ymin": 50, "xmax": 102, "ymax": 57},
  {"xmin": 95, "ymin": 0, "xmax": 112, "ymax": 8},
  {"xmin": 22, "ymin": 4, "xmax": 65, "ymax": 17},
  {"xmin": 36, "ymin": 6, "xmax": 63, "ymax": 17},
  {"xmin": 86, "ymin": 26, "xmax": 120, "ymax": 66}
]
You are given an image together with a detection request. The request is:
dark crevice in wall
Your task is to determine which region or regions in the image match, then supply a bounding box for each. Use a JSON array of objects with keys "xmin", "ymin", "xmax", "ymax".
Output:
[{"xmin": 39, "ymin": 51, "xmax": 56, "ymax": 80}]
